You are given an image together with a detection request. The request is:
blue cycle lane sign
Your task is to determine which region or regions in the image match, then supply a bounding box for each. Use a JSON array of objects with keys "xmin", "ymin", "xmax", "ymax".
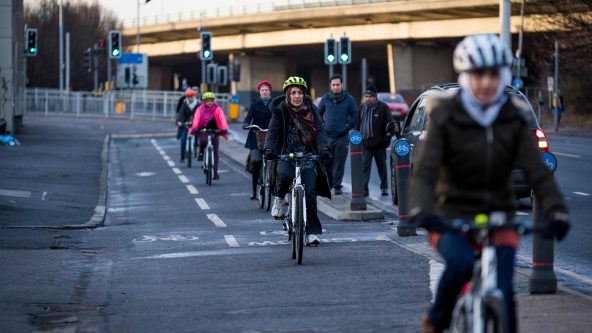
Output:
[
  {"xmin": 394, "ymin": 139, "xmax": 411, "ymax": 156},
  {"xmin": 349, "ymin": 131, "xmax": 362, "ymax": 145},
  {"xmin": 540, "ymin": 151, "xmax": 557, "ymax": 173}
]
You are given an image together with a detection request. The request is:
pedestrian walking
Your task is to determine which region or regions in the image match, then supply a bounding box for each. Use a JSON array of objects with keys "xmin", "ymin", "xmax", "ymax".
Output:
[
  {"xmin": 243, "ymin": 80, "xmax": 273, "ymax": 200},
  {"xmin": 354, "ymin": 85, "xmax": 393, "ymax": 197},
  {"xmin": 317, "ymin": 74, "xmax": 359, "ymax": 195}
]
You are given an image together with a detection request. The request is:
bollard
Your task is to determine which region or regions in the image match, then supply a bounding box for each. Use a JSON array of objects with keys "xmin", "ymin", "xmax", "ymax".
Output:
[
  {"xmin": 529, "ymin": 151, "xmax": 559, "ymax": 293},
  {"xmin": 349, "ymin": 131, "xmax": 366, "ymax": 210},
  {"xmin": 393, "ymin": 138, "xmax": 416, "ymax": 236}
]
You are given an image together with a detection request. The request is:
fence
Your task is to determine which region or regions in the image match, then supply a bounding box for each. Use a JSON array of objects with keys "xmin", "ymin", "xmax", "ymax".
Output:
[{"xmin": 24, "ymin": 88, "xmax": 236, "ymax": 121}]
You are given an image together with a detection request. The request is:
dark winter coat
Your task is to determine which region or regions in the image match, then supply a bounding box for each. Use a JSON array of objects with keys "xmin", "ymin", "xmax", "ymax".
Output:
[
  {"xmin": 409, "ymin": 91, "xmax": 568, "ymax": 221},
  {"xmin": 176, "ymin": 100, "xmax": 200, "ymax": 124},
  {"xmin": 264, "ymin": 95, "xmax": 332, "ymax": 199},
  {"xmin": 317, "ymin": 91, "xmax": 359, "ymax": 138},
  {"xmin": 354, "ymin": 100, "xmax": 393, "ymax": 149},
  {"xmin": 243, "ymin": 97, "xmax": 273, "ymax": 150}
]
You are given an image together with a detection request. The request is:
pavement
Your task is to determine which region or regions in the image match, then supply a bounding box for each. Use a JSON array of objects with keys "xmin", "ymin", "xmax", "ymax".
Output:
[{"xmin": 1, "ymin": 115, "xmax": 591, "ymax": 332}]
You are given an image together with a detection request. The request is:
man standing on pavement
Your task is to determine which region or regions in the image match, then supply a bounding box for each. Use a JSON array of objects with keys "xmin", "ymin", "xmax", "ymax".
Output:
[
  {"xmin": 355, "ymin": 85, "xmax": 393, "ymax": 197},
  {"xmin": 318, "ymin": 74, "xmax": 359, "ymax": 195}
]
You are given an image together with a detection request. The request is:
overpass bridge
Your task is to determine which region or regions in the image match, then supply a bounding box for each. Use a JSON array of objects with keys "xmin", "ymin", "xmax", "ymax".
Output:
[{"xmin": 123, "ymin": 0, "xmax": 556, "ymax": 102}]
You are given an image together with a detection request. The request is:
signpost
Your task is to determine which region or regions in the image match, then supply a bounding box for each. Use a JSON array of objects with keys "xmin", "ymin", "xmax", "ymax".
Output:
[{"xmin": 116, "ymin": 53, "xmax": 149, "ymax": 89}]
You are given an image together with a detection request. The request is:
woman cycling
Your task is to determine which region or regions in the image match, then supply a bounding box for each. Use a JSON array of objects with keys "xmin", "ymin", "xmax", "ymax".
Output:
[
  {"xmin": 243, "ymin": 80, "xmax": 273, "ymax": 200},
  {"xmin": 176, "ymin": 88, "xmax": 200, "ymax": 162},
  {"xmin": 264, "ymin": 76, "xmax": 332, "ymax": 247},
  {"xmin": 190, "ymin": 92, "xmax": 229, "ymax": 180},
  {"xmin": 408, "ymin": 34, "xmax": 570, "ymax": 333}
]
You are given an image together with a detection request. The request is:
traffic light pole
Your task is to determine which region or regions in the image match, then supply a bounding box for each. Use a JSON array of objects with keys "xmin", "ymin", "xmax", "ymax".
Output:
[
  {"xmin": 341, "ymin": 64, "xmax": 347, "ymax": 91},
  {"xmin": 93, "ymin": 44, "xmax": 99, "ymax": 92},
  {"xmin": 201, "ymin": 59, "xmax": 206, "ymax": 93},
  {"xmin": 65, "ymin": 32, "xmax": 70, "ymax": 92}
]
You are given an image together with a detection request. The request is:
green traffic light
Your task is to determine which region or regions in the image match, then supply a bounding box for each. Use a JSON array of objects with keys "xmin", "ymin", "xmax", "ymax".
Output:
[
  {"xmin": 30, "ymin": 48, "xmax": 37, "ymax": 54},
  {"xmin": 112, "ymin": 49, "xmax": 120, "ymax": 56},
  {"xmin": 327, "ymin": 54, "xmax": 335, "ymax": 63},
  {"xmin": 340, "ymin": 54, "xmax": 349, "ymax": 62},
  {"xmin": 203, "ymin": 50, "xmax": 211, "ymax": 58}
]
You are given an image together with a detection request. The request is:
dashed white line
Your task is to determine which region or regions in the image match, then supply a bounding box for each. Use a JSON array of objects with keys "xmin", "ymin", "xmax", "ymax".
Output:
[
  {"xmin": 186, "ymin": 185, "xmax": 199, "ymax": 194},
  {"xmin": 42, "ymin": 191, "xmax": 48, "ymax": 200},
  {"xmin": 178, "ymin": 175, "xmax": 189, "ymax": 183},
  {"xmin": 0, "ymin": 189, "xmax": 31, "ymax": 198},
  {"xmin": 554, "ymin": 152, "xmax": 581, "ymax": 158},
  {"xmin": 207, "ymin": 213, "xmax": 227, "ymax": 227},
  {"xmin": 224, "ymin": 235, "xmax": 239, "ymax": 247},
  {"xmin": 172, "ymin": 167, "xmax": 182, "ymax": 174},
  {"xmin": 167, "ymin": 160, "xmax": 175, "ymax": 167},
  {"xmin": 574, "ymin": 192, "xmax": 590, "ymax": 196},
  {"xmin": 195, "ymin": 198, "xmax": 210, "ymax": 210},
  {"xmin": 163, "ymin": 155, "xmax": 171, "ymax": 161}
]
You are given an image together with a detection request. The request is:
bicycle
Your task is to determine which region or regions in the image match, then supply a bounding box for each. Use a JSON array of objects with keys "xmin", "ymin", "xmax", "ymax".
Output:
[
  {"xmin": 195, "ymin": 128, "xmax": 220, "ymax": 186},
  {"xmin": 441, "ymin": 212, "xmax": 543, "ymax": 333},
  {"xmin": 183, "ymin": 121, "xmax": 194, "ymax": 168},
  {"xmin": 244, "ymin": 124, "xmax": 271, "ymax": 211},
  {"xmin": 277, "ymin": 152, "xmax": 318, "ymax": 265}
]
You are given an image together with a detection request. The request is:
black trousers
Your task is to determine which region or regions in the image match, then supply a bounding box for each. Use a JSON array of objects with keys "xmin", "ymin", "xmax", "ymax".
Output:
[
  {"xmin": 275, "ymin": 161, "xmax": 322, "ymax": 235},
  {"xmin": 328, "ymin": 134, "xmax": 349, "ymax": 189},
  {"xmin": 362, "ymin": 146, "xmax": 388, "ymax": 194}
]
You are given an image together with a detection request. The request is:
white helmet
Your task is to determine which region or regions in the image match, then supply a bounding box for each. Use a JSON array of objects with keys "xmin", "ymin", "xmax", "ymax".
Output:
[{"xmin": 453, "ymin": 34, "xmax": 513, "ymax": 73}]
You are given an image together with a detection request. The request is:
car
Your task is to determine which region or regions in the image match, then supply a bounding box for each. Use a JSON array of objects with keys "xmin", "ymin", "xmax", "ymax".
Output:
[
  {"xmin": 378, "ymin": 92, "xmax": 409, "ymax": 120},
  {"xmin": 388, "ymin": 83, "xmax": 553, "ymax": 205}
]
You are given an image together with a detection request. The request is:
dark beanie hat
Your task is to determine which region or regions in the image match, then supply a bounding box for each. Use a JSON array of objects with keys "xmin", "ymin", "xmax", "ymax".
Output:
[{"xmin": 363, "ymin": 85, "xmax": 377, "ymax": 97}]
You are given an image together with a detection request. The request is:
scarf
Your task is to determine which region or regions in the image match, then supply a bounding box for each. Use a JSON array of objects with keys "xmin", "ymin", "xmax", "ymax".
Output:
[
  {"xmin": 198, "ymin": 102, "xmax": 219, "ymax": 128},
  {"xmin": 186, "ymin": 98, "xmax": 198, "ymax": 111},
  {"xmin": 285, "ymin": 93, "xmax": 316, "ymax": 147},
  {"xmin": 329, "ymin": 91, "xmax": 345, "ymax": 105},
  {"xmin": 458, "ymin": 67, "xmax": 511, "ymax": 127},
  {"xmin": 261, "ymin": 97, "xmax": 271, "ymax": 107},
  {"xmin": 360, "ymin": 102, "xmax": 376, "ymax": 139}
]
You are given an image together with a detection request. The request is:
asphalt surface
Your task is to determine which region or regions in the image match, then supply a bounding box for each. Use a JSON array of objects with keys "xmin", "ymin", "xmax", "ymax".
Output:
[{"xmin": 1, "ymin": 115, "xmax": 591, "ymax": 332}]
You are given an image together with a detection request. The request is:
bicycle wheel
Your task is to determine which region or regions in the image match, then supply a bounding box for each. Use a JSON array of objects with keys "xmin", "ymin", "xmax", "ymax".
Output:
[
  {"xmin": 450, "ymin": 297, "xmax": 470, "ymax": 333},
  {"xmin": 264, "ymin": 163, "xmax": 272, "ymax": 211},
  {"xmin": 295, "ymin": 187, "xmax": 305, "ymax": 265},
  {"xmin": 482, "ymin": 294, "xmax": 508, "ymax": 333},
  {"xmin": 206, "ymin": 149, "xmax": 213, "ymax": 186},
  {"xmin": 258, "ymin": 171, "xmax": 264, "ymax": 209},
  {"xmin": 186, "ymin": 136, "xmax": 192, "ymax": 168}
]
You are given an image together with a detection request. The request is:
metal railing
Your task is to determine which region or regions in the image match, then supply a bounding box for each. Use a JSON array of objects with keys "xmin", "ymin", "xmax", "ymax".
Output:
[
  {"xmin": 124, "ymin": 0, "xmax": 404, "ymax": 27},
  {"xmin": 24, "ymin": 88, "xmax": 233, "ymax": 121}
]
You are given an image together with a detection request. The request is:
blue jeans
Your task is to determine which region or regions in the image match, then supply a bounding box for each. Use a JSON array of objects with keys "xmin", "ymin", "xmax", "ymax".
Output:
[
  {"xmin": 179, "ymin": 128, "xmax": 188, "ymax": 160},
  {"xmin": 430, "ymin": 232, "xmax": 517, "ymax": 333}
]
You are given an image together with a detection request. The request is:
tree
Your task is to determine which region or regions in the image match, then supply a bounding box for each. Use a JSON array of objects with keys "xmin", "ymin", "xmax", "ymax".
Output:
[
  {"xmin": 25, "ymin": 0, "xmax": 121, "ymax": 91},
  {"xmin": 523, "ymin": 0, "xmax": 592, "ymax": 114}
]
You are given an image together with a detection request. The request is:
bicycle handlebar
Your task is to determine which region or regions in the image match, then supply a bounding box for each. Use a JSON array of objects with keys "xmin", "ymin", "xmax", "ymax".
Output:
[
  {"xmin": 444, "ymin": 213, "xmax": 543, "ymax": 235},
  {"xmin": 277, "ymin": 152, "xmax": 319, "ymax": 161},
  {"xmin": 193, "ymin": 128, "xmax": 222, "ymax": 135},
  {"xmin": 244, "ymin": 124, "xmax": 269, "ymax": 132}
]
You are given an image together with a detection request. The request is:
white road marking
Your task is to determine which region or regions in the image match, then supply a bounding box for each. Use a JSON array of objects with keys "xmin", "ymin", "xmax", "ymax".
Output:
[
  {"xmin": 230, "ymin": 192, "xmax": 250, "ymax": 197},
  {"xmin": 172, "ymin": 167, "xmax": 182, "ymax": 174},
  {"xmin": 554, "ymin": 152, "xmax": 581, "ymax": 158},
  {"xmin": 108, "ymin": 207, "xmax": 127, "ymax": 213},
  {"xmin": 429, "ymin": 260, "xmax": 445, "ymax": 303},
  {"xmin": 41, "ymin": 191, "xmax": 48, "ymax": 200},
  {"xmin": 207, "ymin": 213, "xmax": 227, "ymax": 227},
  {"xmin": 0, "ymin": 189, "xmax": 31, "ymax": 198},
  {"xmin": 133, "ymin": 235, "xmax": 199, "ymax": 242},
  {"xmin": 195, "ymin": 198, "xmax": 210, "ymax": 210},
  {"xmin": 217, "ymin": 169, "xmax": 229, "ymax": 173},
  {"xmin": 186, "ymin": 185, "xmax": 199, "ymax": 194},
  {"xmin": 178, "ymin": 175, "xmax": 189, "ymax": 183},
  {"xmin": 224, "ymin": 235, "xmax": 240, "ymax": 247},
  {"xmin": 167, "ymin": 161, "xmax": 175, "ymax": 167},
  {"xmin": 135, "ymin": 172, "xmax": 156, "ymax": 177},
  {"xmin": 163, "ymin": 155, "xmax": 171, "ymax": 161},
  {"xmin": 574, "ymin": 192, "xmax": 590, "ymax": 196}
]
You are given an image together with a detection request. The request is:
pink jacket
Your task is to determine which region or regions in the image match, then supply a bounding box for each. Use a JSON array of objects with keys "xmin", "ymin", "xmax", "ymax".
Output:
[{"xmin": 190, "ymin": 104, "xmax": 229, "ymax": 140}]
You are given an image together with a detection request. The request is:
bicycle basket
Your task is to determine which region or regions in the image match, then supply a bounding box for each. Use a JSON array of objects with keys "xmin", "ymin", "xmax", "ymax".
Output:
[{"xmin": 255, "ymin": 132, "xmax": 267, "ymax": 150}]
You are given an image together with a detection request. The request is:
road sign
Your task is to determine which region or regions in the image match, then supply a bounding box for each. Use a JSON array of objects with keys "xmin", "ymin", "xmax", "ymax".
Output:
[
  {"xmin": 547, "ymin": 76, "xmax": 554, "ymax": 92},
  {"xmin": 393, "ymin": 139, "xmax": 410, "ymax": 156},
  {"xmin": 540, "ymin": 152, "xmax": 557, "ymax": 173},
  {"xmin": 512, "ymin": 78, "xmax": 523, "ymax": 90},
  {"xmin": 349, "ymin": 131, "xmax": 362, "ymax": 145},
  {"xmin": 117, "ymin": 53, "xmax": 149, "ymax": 88}
]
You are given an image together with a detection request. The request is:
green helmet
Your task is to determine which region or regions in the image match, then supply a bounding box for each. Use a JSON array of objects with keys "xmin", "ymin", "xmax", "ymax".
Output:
[
  {"xmin": 282, "ymin": 76, "xmax": 307, "ymax": 93},
  {"xmin": 202, "ymin": 92, "xmax": 216, "ymax": 100}
]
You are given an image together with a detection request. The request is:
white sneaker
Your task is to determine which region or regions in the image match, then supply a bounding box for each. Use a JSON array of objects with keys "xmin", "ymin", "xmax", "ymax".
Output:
[
  {"xmin": 306, "ymin": 234, "xmax": 320, "ymax": 247},
  {"xmin": 271, "ymin": 196, "xmax": 286, "ymax": 218}
]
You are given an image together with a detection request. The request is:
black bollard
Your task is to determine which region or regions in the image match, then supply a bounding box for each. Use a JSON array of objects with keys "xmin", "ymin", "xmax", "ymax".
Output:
[
  {"xmin": 349, "ymin": 131, "xmax": 367, "ymax": 210},
  {"xmin": 529, "ymin": 151, "xmax": 559, "ymax": 293},
  {"xmin": 393, "ymin": 139, "xmax": 416, "ymax": 236}
]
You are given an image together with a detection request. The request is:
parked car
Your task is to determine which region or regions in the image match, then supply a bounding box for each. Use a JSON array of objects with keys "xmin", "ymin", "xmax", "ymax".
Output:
[
  {"xmin": 388, "ymin": 83, "xmax": 552, "ymax": 205},
  {"xmin": 378, "ymin": 92, "xmax": 409, "ymax": 120}
]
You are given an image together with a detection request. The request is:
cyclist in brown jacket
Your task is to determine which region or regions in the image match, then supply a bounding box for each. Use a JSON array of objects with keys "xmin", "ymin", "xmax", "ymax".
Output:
[{"xmin": 409, "ymin": 34, "xmax": 570, "ymax": 333}]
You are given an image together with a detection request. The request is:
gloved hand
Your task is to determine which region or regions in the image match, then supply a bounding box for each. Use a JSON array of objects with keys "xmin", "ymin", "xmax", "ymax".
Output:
[
  {"xmin": 242, "ymin": 124, "xmax": 248, "ymax": 130},
  {"xmin": 319, "ymin": 149, "xmax": 332, "ymax": 161},
  {"xmin": 413, "ymin": 212, "xmax": 446, "ymax": 233},
  {"xmin": 191, "ymin": 128, "xmax": 199, "ymax": 135},
  {"xmin": 220, "ymin": 129, "xmax": 228, "ymax": 135},
  {"xmin": 543, "ymin": 218, "xmax": 570, "ymax": 241},
  {"xmin": 265, "ymin": 149, "xmax": 278, "ymax": 160}
]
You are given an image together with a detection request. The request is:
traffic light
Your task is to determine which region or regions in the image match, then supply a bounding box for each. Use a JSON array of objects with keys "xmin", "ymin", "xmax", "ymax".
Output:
[
  {"xmin": 338, "ymin": 36, "xmax": 351, "ymax": 64},
  {"xmin": 206, "ymin": 63, "xmax": 217, "ymax": 84},
  {"xmin": 200, "ymin": 31, "xmax": 213, "ymax": 60},
  {"xmin": 83, "ymin": 48, "xmax": 92, "ymax": 72},
  {"xmin": 124, "ymin": 67, "xmax": 131, "ymax": 84},
  {"xmin": 109, "ymin": 30, "xmax": 122, "ymax": 59},
  {"xmin": 231, "ymin": 60, "xmax": 241, "ymax": 82},
  {"xmin": 324, "ymin": 38, "xmax": 337, "ymax": 65},
  {"xmin": 25, "ymin": 28, "xmax": 38, "ymax": 56}
]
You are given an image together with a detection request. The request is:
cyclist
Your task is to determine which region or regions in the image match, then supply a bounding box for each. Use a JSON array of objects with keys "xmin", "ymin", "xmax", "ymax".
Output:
[
  {"xmin": 264, "ymin": 76, "xmax": 332, "ymax": 247},
  {"xmin": 243, "ymin": 80, "xmax": 273, "ymax": 200},
  {"xmin": 408, "ymin": 34, "xmax": 570, "ymax": 333},
  {"xmin": 176, "ymin": 88, "xmax": 200, "ymax": 162},
  {"xmin": 190, "ymin": 92, "xmax": 229, "ymax": 180}
]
